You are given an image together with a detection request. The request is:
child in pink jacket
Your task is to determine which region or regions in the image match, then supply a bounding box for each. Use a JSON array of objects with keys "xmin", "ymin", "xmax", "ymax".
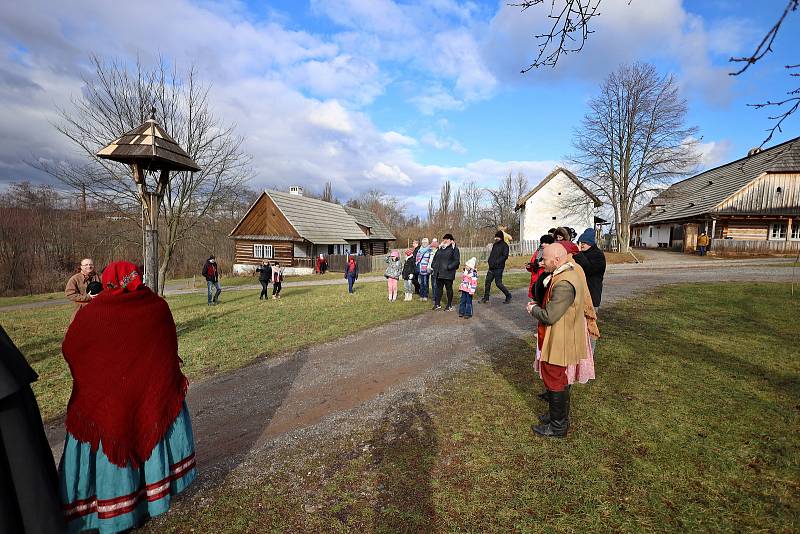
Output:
[{"xmin": 458, "ymin": 257, "xmax": 478, "ymax": 318}]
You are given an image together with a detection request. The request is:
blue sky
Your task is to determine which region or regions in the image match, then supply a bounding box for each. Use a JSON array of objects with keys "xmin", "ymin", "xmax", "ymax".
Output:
[{"xmin": 0, "ymin": 0, "xmax": 798, "ymax": 215}]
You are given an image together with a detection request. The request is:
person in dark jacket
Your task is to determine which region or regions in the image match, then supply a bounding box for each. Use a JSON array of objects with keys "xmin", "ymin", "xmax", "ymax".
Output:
[
  {"xmin": 401, "ymin": 248, "xmax": 416, "ymax": 301},
  {"xmin": 256, "ymin": 260, "xmax": 272, "ymax": 300},
  {"xmin": 573, "ymin": 228, "xmax": 606, "ymax": 309},
  {"xmin": 574, "ymin": 228, "xmax": 606, "ymax": 353},
  {"xmin": 482, "ymin": 230, "xmax": 512, "ymax": 304},
  {"xmin": 344, "ymin": 255, "xmax": 359, "ymax": 293},
  {"xmin": 0, "ymin": 325, "xmax": 65, "ymax": 534},
  {"xmin": 430, "ymin": 233, "xmax": 460, "ymax": 311},
  {"xmin": 202, "ymin": 255, "xmax": 221, "ymax": 305}
]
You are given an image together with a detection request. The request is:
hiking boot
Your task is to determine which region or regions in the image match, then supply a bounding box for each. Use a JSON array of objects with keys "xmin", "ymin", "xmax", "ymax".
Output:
[
  {"xmin": 444, "ymin": 306, "xmax": 454, "ymax": 312},
  {"xmin": 432, "ymin": 305, "xmax": 442, "ymax": 310},
  {"xmin": 504, "ymin": 295, "xmax": 513, "ymax": 304},
  {"xmin": 537, "ymin": 390, "xmax": 550, "ymax": 402}
]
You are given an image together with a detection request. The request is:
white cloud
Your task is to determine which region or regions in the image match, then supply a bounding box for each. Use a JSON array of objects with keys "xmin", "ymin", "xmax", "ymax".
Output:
[
  {"xmin": 307, "ymin": 100, "xmax": 355, "ymax": 133},
  {"xmin": 365, "ymin": 162, "xmax": 412, "ymax": 185},
  {"xmin": 696, "ymin": 138, "xmax": 733, "ymax": 168},
  {"xmin": 383, "ymin": 131, "xmax": 418, "ymax": 146},
  {"xmin": 420, "ymin": 132, "xmax": 466, "ymax": 153}
]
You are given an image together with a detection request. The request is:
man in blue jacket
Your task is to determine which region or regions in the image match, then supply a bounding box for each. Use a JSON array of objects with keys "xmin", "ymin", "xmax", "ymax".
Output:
[{"xmin": 482, "ymin": 230, "xmax": 512, "ymax": 304}]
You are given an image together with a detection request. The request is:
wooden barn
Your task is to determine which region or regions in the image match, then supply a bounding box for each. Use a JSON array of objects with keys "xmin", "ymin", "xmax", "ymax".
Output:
[
  {"xmin": 229, "ymin": 187, "xmax": 395, "ymax": 274},
  {"xmin": 630, "ymin": 136, "xmax": 800, "ymax": 255}
]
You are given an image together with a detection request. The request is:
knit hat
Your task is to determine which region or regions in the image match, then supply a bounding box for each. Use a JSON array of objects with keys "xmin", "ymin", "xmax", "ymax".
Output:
[
  {"xmin": 466, "ymin": 257, "xmax": 477, "ymax": 269},
  {"xmin": 390, "ymin": 250, "xmax": 399, "ymax": 258},
  {"xmin": 577, "ymin": 228, "xmax": 596, "ymax": 245},
  {"xmin": 540, "ymin": 234, "xmax": 555, "ymax": 245},
  {"xmin": 442, "ymin": 233, "xmax": 454, "ymax": 241},
  {"xmin": 494, "ymin": 230, "xmax": 504, "ymax": 239}
]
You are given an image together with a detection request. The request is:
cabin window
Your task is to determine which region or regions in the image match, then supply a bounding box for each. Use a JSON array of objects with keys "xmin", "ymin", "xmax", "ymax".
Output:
[
  {"xmin": 769, "ymin": 223, "xmax": 787, "ymax": 240},
  {"xmin": 792, "ymin": 225, "xmax": 800, "ymax": 240},
  {"xmin": 551, "ymin": 216, "xmax": 557, "ymax": 220},
  {"xmin": 649, "ymin": 227, "xmax": 653, "ymax": 238},
  {"xmin": 253, "ymin": 244, "xmax": 274, "ymax": 258}
]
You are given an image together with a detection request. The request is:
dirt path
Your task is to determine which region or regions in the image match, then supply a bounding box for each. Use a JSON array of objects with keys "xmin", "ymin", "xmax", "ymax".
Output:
[{"xmin": 44, "ymin": 262, "xmax": 795, "ymax": 488}]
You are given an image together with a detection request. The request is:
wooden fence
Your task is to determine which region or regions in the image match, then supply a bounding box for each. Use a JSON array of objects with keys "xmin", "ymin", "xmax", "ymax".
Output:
[{"xmin": 711, "ymin": 239, "xmax": 800, "ymax": 255}]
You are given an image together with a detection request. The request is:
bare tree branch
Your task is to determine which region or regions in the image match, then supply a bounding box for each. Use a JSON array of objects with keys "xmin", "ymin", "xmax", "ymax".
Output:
[{"xmin": 729, "ymin": 0, "xmax": 799, "ymax": 75}]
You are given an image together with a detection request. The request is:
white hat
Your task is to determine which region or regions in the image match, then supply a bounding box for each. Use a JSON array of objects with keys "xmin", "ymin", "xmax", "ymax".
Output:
[
  {"xmin": 421, "ymin": 237, "xmax": 429, "ymax": 245},
  {"xmin": 466, "ymin": 257, "xmax": 476, "ymax": 269}
]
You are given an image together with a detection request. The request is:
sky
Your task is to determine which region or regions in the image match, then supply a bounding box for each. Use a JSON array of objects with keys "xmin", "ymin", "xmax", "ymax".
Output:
[{"xmin": 0, "ymin": 0, "xmax": 798, "ymax": 215}]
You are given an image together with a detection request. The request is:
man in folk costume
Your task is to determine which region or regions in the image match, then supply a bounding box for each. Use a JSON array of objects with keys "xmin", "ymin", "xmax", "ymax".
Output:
[
  {"xmin": 59, "ymin": 261, "xmax": 196, "ymax": 533},
  {"xmin": 527, "ymin": 244, "xmax": 592, "ymax": 437}
]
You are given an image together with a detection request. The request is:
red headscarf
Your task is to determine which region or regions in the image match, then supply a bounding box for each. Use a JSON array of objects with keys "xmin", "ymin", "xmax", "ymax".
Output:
[
  {"xmin": 62, "ymin": 262, "xmax": 188, "ymax": 468},
  {"xmin": 558, "ymin": 240, "xmax": 580, "ymax": 255},
  {"xmin": 101, "ymin": 261, "xmax": 144, "ymax": 295}
]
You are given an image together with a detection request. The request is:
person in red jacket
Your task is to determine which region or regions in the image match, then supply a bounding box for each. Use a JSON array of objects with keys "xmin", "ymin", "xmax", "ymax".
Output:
[{"xmin": 527, "ymin": 234, "xmax": 555, "ymax": 299}]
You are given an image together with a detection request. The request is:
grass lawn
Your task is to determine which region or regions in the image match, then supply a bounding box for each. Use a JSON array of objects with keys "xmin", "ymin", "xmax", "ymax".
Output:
[
  {"xmin": 0, "ymin": 290, "xmax": 65, "ymax": 307},
  {"xmin": 5, "ymin": 273, "xmax": 530, "ymax": 421},
  {"xmin": 147, "ymin": 282, "xmax": 799, "ymax": 533}
]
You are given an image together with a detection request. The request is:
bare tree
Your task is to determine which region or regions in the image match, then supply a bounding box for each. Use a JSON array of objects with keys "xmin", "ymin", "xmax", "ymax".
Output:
[
  {"xmin": 571, "ymin": 62, "xmax": 700, "ymax": 252},
  {"xmin": 346, "ymin": 189, "xmax": 407, "ymax": 230},
  {"xmin": 35, "ymin": 56, "xmax": 251, "ymax": 294},
  {"xmin": 512, "ymin": 1, "xmax": 798, "ymax": 144},
  {"xmin": 483, "ymin": 171, "xmax": 529, "ymax": 237},
  {"xmin": 321, "ymin": 181, "xmax": 336, "ymax": 203},
  {"xmin": 729, "ymin": 0, "xmax": 799, "ymax": 146},
  {"xmin": 461, "ymin": 180, "xmax": 484, "ymax": 245},
  {"xmin": 511, "ymin": 0, "xmax": 604, "ymax": 72}
]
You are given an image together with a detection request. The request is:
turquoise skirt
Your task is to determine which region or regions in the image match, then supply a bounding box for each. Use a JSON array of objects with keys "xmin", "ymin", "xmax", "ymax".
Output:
[{"xmin": 59, "ymin": 402, "xmax": 197, "ymax": 534}]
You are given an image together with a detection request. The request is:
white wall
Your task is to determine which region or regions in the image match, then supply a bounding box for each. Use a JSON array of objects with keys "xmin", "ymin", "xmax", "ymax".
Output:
[
  {"xmin": 519, "ymin": 171, "xmax": 597, "ymax": 242},
  {"xmin": 639, "ymin": 224, "xmax": 672, "ymax": 247}
]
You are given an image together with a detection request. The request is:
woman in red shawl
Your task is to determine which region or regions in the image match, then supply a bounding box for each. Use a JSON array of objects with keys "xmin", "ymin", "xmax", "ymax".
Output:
[{"xmin": 59, "ymin": 261, "xmax": 196, "ymax": 533}]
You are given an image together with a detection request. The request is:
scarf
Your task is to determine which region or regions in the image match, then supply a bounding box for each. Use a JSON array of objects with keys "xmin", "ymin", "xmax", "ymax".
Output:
[{"xmin": 62, "ymin": 262, "xmax": 188, "ymax": 468}]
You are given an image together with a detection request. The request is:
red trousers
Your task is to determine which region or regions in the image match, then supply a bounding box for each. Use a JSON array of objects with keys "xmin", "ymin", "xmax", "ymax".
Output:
[{"xmin": 540, "ymin": 361, "xmax": 568, "ymax": 392}]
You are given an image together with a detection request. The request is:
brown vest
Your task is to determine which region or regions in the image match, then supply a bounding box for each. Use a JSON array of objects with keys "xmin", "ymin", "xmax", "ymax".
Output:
[{"xmin": 540, "ymin": 268, "xmax": 587, "ymax": 367}]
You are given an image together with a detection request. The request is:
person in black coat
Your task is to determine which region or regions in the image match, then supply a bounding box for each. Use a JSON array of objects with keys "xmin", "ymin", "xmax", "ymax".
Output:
[
  {"xmin": 0, "ymin": 325, "xmax": 65, "ymax": 534},
  {"xmin": 482, "ymin": 230, "xmax": 512, "ymax": 304},
  {"xmin": 256, "ymin": 261, "xmax": 272, "ymax": 300},
  {"xmin": 411, "ymin": 240, "xmax": 421, "ymax": 294},
  {"xmin": 573, "ymin": 228, "xmax": 606, "ymax": 309},
  {"xmin": 430, "ymin": 233, "xmax": 460, "ymax": 310}
]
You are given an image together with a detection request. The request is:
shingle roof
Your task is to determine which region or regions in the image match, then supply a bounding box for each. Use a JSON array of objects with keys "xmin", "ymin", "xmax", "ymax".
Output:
[
  {"xmin": 631, "ymin": 136, "xmax": 800, "ymax": 225},
  {"xmin": 267, "ymin": 191, "xmax": 367, "ymax": 244},
  {"xmin": 343, "ymin": 206, "xmax": 396, "ymax": 240},
  {"xmin": 515, "ymin": 167, "xmax": 602, "ymax": 211},
  {"xmin": 96, "ymin": 116, "xmax": 200, "ymax": 172}
]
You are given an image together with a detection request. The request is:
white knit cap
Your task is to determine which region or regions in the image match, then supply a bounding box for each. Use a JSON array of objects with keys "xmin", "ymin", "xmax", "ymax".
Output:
[{"xmin": 466, "ymin": 257, "xmax": 476, "ymax": 269}]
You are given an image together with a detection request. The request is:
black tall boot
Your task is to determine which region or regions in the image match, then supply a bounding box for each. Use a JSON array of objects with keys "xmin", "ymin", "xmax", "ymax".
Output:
[
  {"xmin": 533, "ymin": 388, "xmax": 569, "ymax": 437},
  {"xmin": 539, "ymin": 385, "xmax": 570, "ymax": 424}
]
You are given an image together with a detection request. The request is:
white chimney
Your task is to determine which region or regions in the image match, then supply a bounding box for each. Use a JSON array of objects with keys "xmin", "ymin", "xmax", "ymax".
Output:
[{"xmin": 289, "ymin": 186, "xmax": 304, "ymax": 196}]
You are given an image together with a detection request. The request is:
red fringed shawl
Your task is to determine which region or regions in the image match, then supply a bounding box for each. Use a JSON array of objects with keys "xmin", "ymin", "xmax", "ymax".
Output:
[{"xmin": 62, "ymin": 287, "xmax": 188, "ymax": 468}]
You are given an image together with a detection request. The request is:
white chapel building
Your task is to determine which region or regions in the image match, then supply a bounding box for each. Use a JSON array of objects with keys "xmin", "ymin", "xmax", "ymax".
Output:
[{"xmin": 515, "ymin": 167, "xmax": 603, "ymax": 242}]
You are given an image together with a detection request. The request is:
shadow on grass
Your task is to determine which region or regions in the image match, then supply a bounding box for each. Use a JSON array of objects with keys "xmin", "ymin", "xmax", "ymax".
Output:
[{"xmin": 370, "ymin": 392, "xmax": 437, "ymax": 533}]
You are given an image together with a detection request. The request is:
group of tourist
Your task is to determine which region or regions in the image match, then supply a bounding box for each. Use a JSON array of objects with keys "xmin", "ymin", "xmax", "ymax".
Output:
[{"xmin": 0, "ymin": 222, "xmax": 607, "ymax": 532}]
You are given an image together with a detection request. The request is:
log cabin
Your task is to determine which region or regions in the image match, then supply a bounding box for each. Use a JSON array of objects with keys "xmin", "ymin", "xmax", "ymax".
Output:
[
  {"xmin": 630, "ymin": 136, "xmax": 800, "ymax": 255},
  {"xmin": 229, "ymin": 187, "xmax": 395, "ymax": 274}
]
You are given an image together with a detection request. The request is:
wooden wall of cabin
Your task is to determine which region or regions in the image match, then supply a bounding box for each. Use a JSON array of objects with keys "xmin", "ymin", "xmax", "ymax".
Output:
[
  {"xmin": 721, "ymin": 220, "xmax": 770, "ymax": 240},
  {"xmin": 233, "ymin": 240, "xmax": 293, "ymax": 266}
]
